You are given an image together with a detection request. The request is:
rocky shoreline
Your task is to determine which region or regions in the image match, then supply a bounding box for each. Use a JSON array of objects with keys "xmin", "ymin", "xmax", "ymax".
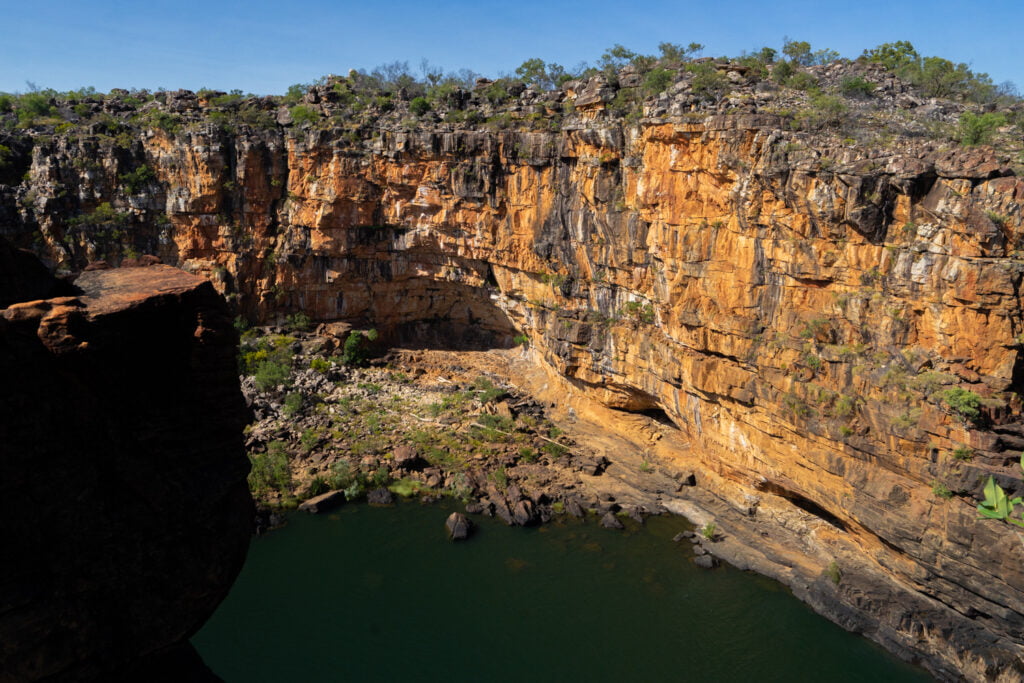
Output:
[{"xmin": 241, "ymin": 326, "xmax": 676, "ymax": 534}]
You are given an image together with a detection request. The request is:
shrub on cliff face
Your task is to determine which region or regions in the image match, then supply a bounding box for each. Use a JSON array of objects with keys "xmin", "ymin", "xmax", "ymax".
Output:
[
  {"xmin": 119, "ymin": 164, "xmax": 155, "ymax": 194},
  {"xmin": 941, "ymin": 387, "xmax": 982, "ymax": 423},
  {"xmin": 67, "ymin": 202, "xmax": 130, "ymax": 229},
  {"xmin": 957, "ymin": 112, "xmax": 1006, "ymax": 146}
]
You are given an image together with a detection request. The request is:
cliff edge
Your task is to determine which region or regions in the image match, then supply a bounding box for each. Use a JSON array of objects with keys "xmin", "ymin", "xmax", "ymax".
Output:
[{"xmin": 0, "ymin": 241, "xmax": 252, "ymax": 681}]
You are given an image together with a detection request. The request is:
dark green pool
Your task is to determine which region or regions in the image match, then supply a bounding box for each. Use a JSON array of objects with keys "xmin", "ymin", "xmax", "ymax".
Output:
[{"xmin": 192, "ymin": 501, "xmax": 931, "ymax": 682}]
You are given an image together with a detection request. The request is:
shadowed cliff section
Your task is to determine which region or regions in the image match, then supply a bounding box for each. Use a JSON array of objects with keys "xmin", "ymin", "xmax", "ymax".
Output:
[{"xmin": 0, "ymin": 242, "xmax": 252, "ymax": 682}]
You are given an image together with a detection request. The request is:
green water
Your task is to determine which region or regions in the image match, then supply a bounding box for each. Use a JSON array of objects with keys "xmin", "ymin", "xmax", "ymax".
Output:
[{"xmin": 193, "ymin": 501, "xmax": 931, "ymax": 682}]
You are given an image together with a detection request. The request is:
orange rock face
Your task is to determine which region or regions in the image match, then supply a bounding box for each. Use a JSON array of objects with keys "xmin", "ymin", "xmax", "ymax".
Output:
[{"xmin": 17, "ymin": 114, "xmax": 1024, "ymax": 678}]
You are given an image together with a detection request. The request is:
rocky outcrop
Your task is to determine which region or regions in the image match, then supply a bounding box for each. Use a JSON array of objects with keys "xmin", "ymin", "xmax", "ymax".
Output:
[
  {"xmin": 0, "ymin": 248, "xmax": 252, "ymax": 681},
  {"xmin": 4, "ymin": 73, "xmax": 1024, "ymax": 679}
]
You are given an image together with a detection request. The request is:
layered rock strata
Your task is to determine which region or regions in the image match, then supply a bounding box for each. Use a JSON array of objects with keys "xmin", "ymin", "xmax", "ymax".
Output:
[
  {"xmin": 0, "ymin": 245, "xmax": 252, "ymax": 682},
  {"xmin": 5, "ymin": 89, "xmax": 1024, "ymax": 679}
]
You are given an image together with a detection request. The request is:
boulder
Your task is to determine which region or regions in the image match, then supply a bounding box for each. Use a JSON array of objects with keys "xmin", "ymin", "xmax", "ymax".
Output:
[
  {"xmin": 298, "ymin": 490, "xmax": 345, "ymax": 514},
  {"xmin": 600, "ymin": 512, "xmax": 624, "ymax": 530},
  {"xmin": 694, "ymin": 555, "xmax": 720, "ymax": 570},
  {"xmin": 445, "ymin": 512, "xmax": 472, "ymax": 540},
  {"xmin": 367, "ymin": 488, "xmax": 394, "ymax": 506},
  {"xmin": 393, "ymin": 445, "xmax": 422, "ymax": 470},
  {"xmin": 512, "ymin": 499, "xmax": 535, "ymax": 526}
]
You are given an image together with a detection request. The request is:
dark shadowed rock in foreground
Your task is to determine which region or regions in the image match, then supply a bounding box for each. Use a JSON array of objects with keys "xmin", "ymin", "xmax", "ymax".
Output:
[{"xmin": 0, "ymin": 253, "xmax": 252, "ymax": 681}]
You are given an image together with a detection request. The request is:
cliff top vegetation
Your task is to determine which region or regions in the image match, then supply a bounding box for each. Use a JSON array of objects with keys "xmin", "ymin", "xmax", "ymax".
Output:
[{"xmin": 0, "ymin": 38, "xmax": 1022, "ymax": 184}]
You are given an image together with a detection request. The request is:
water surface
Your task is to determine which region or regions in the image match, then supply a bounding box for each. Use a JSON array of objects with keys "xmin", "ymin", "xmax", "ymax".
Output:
[{"xmin": 193, "ymin": 501, "xmax": 930, "ymax": 682}]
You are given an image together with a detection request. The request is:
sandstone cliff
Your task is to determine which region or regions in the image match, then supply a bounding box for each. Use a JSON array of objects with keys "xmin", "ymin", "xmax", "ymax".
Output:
[
  {"xmin": 0, "ymin": 242, "xmax": 252, "ymax": 681},
  {"xmin": 3, "ymin": 59, "xmax": 1024, "ymax": 679}
]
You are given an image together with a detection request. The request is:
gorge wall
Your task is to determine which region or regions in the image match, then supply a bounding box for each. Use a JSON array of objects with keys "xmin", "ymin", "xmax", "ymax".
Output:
[
  {"xmin": 4, "ymin": 68, "xmax": 1024, "ymax": 679},
  {"xmin": 0, "ymin": 242, "xmax": 252, "ymax": 681}
]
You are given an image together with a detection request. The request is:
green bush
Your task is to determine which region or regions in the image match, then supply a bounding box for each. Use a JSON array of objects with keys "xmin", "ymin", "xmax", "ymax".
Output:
[
  {"xmin": 700, "ymin": 522, "xmax": 717, "ymax": 540},
  {"xmin": 686, "ymin": 63, "xmax": 729, "ymax": 101},
  {"xmin": 642, "ymin": 68, "xmax": 674, "ymax": 96},
  {"xmin": 307, "ymin": 475, "xmax": 329, "ymax": 497},
  {"xmin": 248, "ymin": 441, "xmax": 292, "ymax": 493},
  {"xmin": 67, "ymin": 202, "xmax": 130, "ymax": 228},
  {"xmin": 147, "ymin": 110, "xmax": 182, "ymax": 134},
  {"xmin": 341, "ymin": 329, "xmax": 378, "ymax": 366},
  {"xmin": 286, "ymin": 311, "xmax": 311, "ymax": 332},
  {"xmin": 119, "ymin": 165, "xmax": 156, "ymax": 194},
  {"xmin": 957, "ymin": 112, "xmax": 1005, "ymax": 146},
  {"xmin": 786, "ymin": 71, "xmax": 819, "ymax": 91},
  {"xmin": 283, "ymin": 392, "xmax": 303, "ymax": 416},
  {"xmin": 952, "ymin": 446, "xmax": 974, "ymax": 461},
  {"xmin": 327, "ymin": 461, "xmax": 355, "ymax": 490},
  {"xmin": 794, "ymin": 93, "xmax": 847, "ymax": 130},
  {"xmin": 840, "ymin": 76, "xmax": 875, "ymax": 98},
  {"xmin": 978, "ymin": 456, "xmax": 1024, "ymax": 527},
  {"xmin": 931, "ymin": 480, "xmax": 953, "ymax": 499},
  {"xmin": 772, "ymin": 60, "xmax": 795, "ymax": 84},
  {"xmin": 289, "ymin": 104, "xmax": 319, "ymax": 126},
  {"xmin": 15, "ymin": 91, "xmax": 58, "ymax": 126},
  {"xmin": 254, "ymin": 359, "xmax": 291, "ymax": 391},
  {"xmin": 941, "ymin": 388, "xmax": 982, "ymax": 423},
  {"xmin": 409, "ymin": 96, "xmax": 431, "ymax": 116}
]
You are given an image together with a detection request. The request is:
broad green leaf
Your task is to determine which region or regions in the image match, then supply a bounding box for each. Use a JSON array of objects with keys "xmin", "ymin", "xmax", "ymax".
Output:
[{"xmin": 978, "ymin": 476, "xmax": 1012, "ymax": 520}]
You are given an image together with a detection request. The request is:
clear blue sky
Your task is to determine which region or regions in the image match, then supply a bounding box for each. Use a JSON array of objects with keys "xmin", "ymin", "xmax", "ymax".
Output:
[{"xmin": 2, "ymin": 0, "xmax": 1022, "ymax": 95}]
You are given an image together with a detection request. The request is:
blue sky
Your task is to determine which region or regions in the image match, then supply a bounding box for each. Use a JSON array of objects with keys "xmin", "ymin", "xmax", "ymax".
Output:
[{"xmin": 2, "ymin": 0, "xmax": 1022, "ymax": 95}]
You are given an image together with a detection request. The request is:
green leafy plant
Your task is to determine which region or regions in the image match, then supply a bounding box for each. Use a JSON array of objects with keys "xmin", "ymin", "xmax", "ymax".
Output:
[
  {"xmin": 700, "ymin": 522, "xmax": 717, "ymax": 540},
  {"xmin": 977, "ymin": 456, "xmax": 1024, "ymax": 527}
]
